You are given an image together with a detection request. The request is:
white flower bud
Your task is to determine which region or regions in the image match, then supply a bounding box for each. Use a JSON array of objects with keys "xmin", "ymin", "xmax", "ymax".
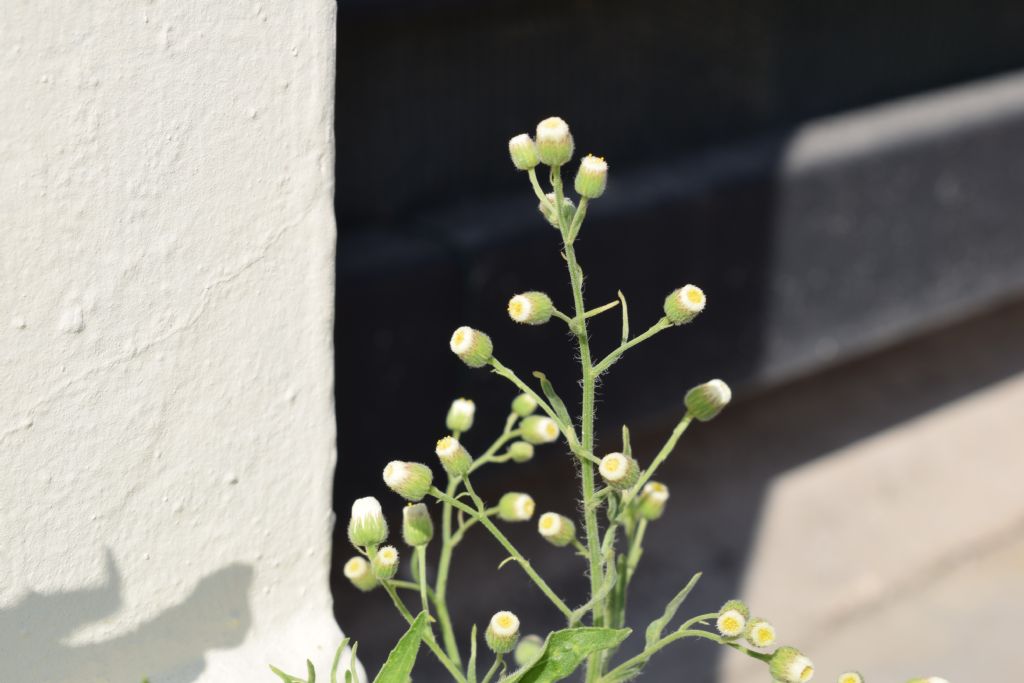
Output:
[
  {"xmin": 508, "ymin": 291, "xmax": 554, "ymax": 325},
  {"xmin": 638, "ymin": 481, "xmax": 669, "ymax": 520},
  {"xmin": 508, "ymin": 134, "xmax": 540, "ymax": 171},
  {"xmin": 383, "ymin": 461, "xmax": 434, "ymax": 502},
  {"xmin": 435, "ymin": 436, "xmax": 473, "ymax": 478},
  {"xmin": 598, "ymin": 452, "xmax": 640, "ymax": 490},
  {"xmin": 348, "ymin": 496, "xmax": 388, "ymax": 548},
  {"xmin": 520, "ymin": 415, "xmax": 559, "ymax": 444},
  {"xmin": 343, "ymin": 556, "xmax": 377, "ymax": 592},
  {"xmin": 537, "ymin": 512, "xmax": 576, "ymax": 547},
  {"xmin": 498, "ymin": 492, "xmax": 535, "ymax": 522},
  {"xmin": 371, "ymin": 545, "xmax": 400, "ymax": 581},
  {"xmin": 716, "ymin": 599, "xmax": 750, "ymax": 639},
  {"xmin": 449, "ymin": 326, "xmax": 493, "ymax": 368},
  {"xmin": 744, "ymin": 617, "xmax": 776, "ymax": 648},
  {"xmin": 485, "ymin": 610, "xmax": 521, "ymax": 653},
  {"xmin": 511, "ymin": 393, "xmax": 538, "ymax": 417},
  {"xmin": 769, "ymin": 646, "xmax": 815, "ymax": 683},
  {"xmin": 685, "ymin": 379, "xmax": 732, "ymax": 422},
  {"xmin": 574, "ymin": 155, "xmax": 608, "ymax": 199},
  {"xmin": 535, "ymin": 116, "xmax": 574, "ymax": 166},
  {"xmin": 663, "ymin": 284, "xmax": 706, "ymax": 325},
  {"xmin": 446, "ymin": 398, "xmax": 476, "ymax": 432},
  {"xmin": 837, "ymin": 673, "xmax": 864, "ymax": 683}
]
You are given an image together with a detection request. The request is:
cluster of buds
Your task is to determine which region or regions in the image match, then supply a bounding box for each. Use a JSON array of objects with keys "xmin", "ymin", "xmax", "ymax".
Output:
[
  {"xmin": 485, "ymin": 610, "xmax": 521, "ymax": 654},
  {"xmin": 716, "ymin": 599, "xmax": 778, "ymax": 651}
]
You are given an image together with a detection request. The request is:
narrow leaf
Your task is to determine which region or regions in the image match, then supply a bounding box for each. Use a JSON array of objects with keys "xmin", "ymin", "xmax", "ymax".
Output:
[
  {"xmin": 349, "ymin": 642, "xmax": 361, "ymax": 683},
  {"xmin": 621, "ymin": 425, "xmax": 631, "ymax": 458},
  {"xmin": 532, "ymin": 371, "xmax": 572, "ymax": 427},
  {"xmin": 644, "ymin": 572, "xmax": 701, "ymax": 649},
  {"xmin": 617, "ymin": 290, "xmax": 629, "ymax": 344},
  {"xmin": 501, "ymin": 627, "xmax": 631, "ymax": 683},
  {"xmin": 269, "ymin": 665, "xmax": 301, "ymax": 683},
  {"xmin": 373, "ymin": 611, "xmax": 428, "ymax": 683},
  {"xmin": 468, "ymin": 624, "xmax": 479, "ymax": 683},
  {"xmin": 307, "ymin": 660, "xmax": 317, "ymax": 683},
  {"xmin": 331, "ymin": 638, "xmax": 351, "ymax": 683}
]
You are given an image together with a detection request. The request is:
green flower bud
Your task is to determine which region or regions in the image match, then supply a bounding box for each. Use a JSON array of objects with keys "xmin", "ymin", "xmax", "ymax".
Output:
[
  {"xmin": 343, "ymin": 556, "xmax": 377, "ymax": 592},
  {"xmin": 402, "ymin": 503, "xmax": 434, "ymax": 547},
  {"xmin": 508, "ymin": 440, "xmax": 535, "ymax": 463},
  {"xmin": 745, "ymin": 617, "xmax": 776, "ymax": 648},
  {"xmin": 685, "ymin": 379, "xmax": 732, "ymax": 422},
  {"xmin": 838, "ymin": 673, "xmax": 865, "ymax": 683},
  {"xmin": 446, "ymin": 397, "xmax": 476, "ymax": 432},
  {"xmin": 513, "ymin": 634, "xmax": 544, "ymax": 667},
  {"xmin": 520, "ymin": 415, "xmax": 560, "ymax": 444},
  {"xmin": 539, "ymin": 192, "xmax": 576, "ymax": 229},
  {"xmin": 485, "ymin": 610, "xmax": 521, "ymax": 654},
  {"xmin": 383, "ymin": 461, "xmax": 433, "ymax": 502},
  {"xmin": 449, "ymin": 326, "xmax": 493, "ymax": 368},
  {"xmin": 537, "ymin": 512, "xmax": 576, "ymax": 547},
  {"xmin": 598, "ymin": 452, "xmax": 639, "ymax": 490},
  {"xmin": 508, "ymin": 291, "xmax": 554, "ymax": 325},
  {"xmin": 371, "ymin": 545, "xmax": 399, "ymax": 581},
  {"xmin": 508, "ymin": 133, "xmax": 539, "ymax": 171},
  {"xmin": 716, "ymin": 599, "xmax": 750, "ymax": 639},
  {"xmin": 574, "ymin": 154, "xmax": 608, "ymax": 199},
  {"xmin": 435, "ymin": 436, "xmax": 473, "ymax": 478},
  {"xmin": 638, "ymin": 481, "xmax": 669, "ymax": 521},
  {"xmin": 498, "ymin": 492, "xmax": 535, "ymax": 522},
  {"xmin": 348, "ymin": 496, "xmax": 388, "ymax": 548},
  {"xmin": 511, "ymin": 393, "xmax": 538, "ymax": 417},
  {"xmin": 663, "ymin": 284, "xmax": 706, "ymax": 325},
  {"xmin": 535, "ymin": 116, "xmax": 574, "ymax": 166},
  {"xmin": 769, "ymin": 646, "xmax": 815, "ymax": 683}
]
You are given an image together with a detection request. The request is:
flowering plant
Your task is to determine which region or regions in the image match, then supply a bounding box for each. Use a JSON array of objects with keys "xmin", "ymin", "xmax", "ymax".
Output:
[{"xmin": 271, "ymin": 118, "xmax": 947, "ymax": 683}]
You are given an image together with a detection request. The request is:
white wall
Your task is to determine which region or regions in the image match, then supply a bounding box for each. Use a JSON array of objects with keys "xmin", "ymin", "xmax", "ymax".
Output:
[{"xmin": 0, "ymin": 2, "xmax": 342, "ymax": 681}]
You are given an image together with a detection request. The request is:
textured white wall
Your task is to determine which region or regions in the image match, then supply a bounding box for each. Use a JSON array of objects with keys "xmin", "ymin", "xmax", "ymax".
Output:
[{"xmin": 0, "ymin": 2, "xmax": 342, "ymax": 681}]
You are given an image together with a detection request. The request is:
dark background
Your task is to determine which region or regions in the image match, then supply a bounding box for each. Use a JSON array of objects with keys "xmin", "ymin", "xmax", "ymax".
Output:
[{"xmin": 332, "ymin": 2, "xmax": 1024, "ymax": 680}]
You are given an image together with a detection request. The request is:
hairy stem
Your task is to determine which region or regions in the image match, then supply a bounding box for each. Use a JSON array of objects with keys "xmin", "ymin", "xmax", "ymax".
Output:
[{"xmin": 382, "ymin": 582, "xmax": 468, "ymax": 683}]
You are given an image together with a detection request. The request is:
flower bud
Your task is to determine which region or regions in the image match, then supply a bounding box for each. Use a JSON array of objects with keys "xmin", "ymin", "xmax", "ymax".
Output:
[
  {"xmin": 744, "ymin": 617, "xmax": 776, "ymax": 648},
  {"xmin": 435, "ymin": 436, "xmax": 473, "ymax": 478},
  {"xmin": 574, "ymin": 155, "xmax": 608, "ymax": 199},
  {"xmin": 449, "ymin": 327, "xmax": 494, "ymax": 369},
  {"xmin": 769, "ymin": 646, "xmax": 815, "ymax": 683},
  {"xmin": 485, "ymin": 610, "xmax": 521, "ymax": 654},
  {"xmin": 520, "ymin": 415, "xmax": 560, "ymax": 444},
  {"xmin": 508, "ymin": 291, "xmax": 555, "ymax": 325},
  {"xmin": 508, "ymin": 440, "xmax": 535, "ymax": 463},
  {"xmin": 685, "ymin": 379, "xmax": 732, "ymax": 422},
  {"xmin": 498, "ymin": 492, "xmax": 535, "ymax": 522},
  {"xmin": 537, "ymin": 512, "xmax": 576, "ymax": 547},
  {"xmin": 663, "ymin": 284, "xmax": 706, "ymax": 325},
  {"xmin": 508, "ymin": 133, "xmax": 539, "ymax": 171},
  {"xmin": 348, "ymin": 496, "xmax": 388, "ymax": 548},
  {"xmin": 638, "ymin": 481, "xmax": 669, "ymax": 520},
  {"xmin": 539, "ymin": 192, "xmax": 576, "ymax": 229},
  {"xmin": 535, "ymin": 116, "xmax": 574, "ymax": 166},
  {"xmin": 511, "ymin": 393, "xmax": 538, "ymax": 417},
  {"xmin": 371, "ymin": 545, "xmax": 399, "ymax": 581},
  {"xmin": 838, "ymin": 673, "xmax": 864, "ymax": 683},
  {"xmin": 716, "ymin": 599, "xmax": 750, "ymax": 639},
  {"xmin": 446, "ymin": 398, "xmax": 476, "ymax": 433},
  {"xmin": 402, "ymin": 503, "xmax": 434, "ymax": 547},
  {"xmin": 343, "ymin": 556, "xmax": 377, "ymax": 592},
  {"xmin": 383, "ymin": 461, "xmax": 434, "ymax": 502},
  {"xmin": 598, "ymin": 452, "xmax": 640, "ymax": 490},
  {"xmin": 513, "ymin": 634, "xmax": 544, "ymax": 667}
]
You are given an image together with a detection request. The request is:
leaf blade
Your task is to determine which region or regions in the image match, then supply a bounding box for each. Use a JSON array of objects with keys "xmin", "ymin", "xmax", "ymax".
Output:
[
  {"xmin": 373, "ymin": 611, "xmax": 429, "ymax": 683},
  {"xmin": 501, "ymin": 627, "xmax": 631, "ymax": 683},
  {"xmin": 644, "ymin": 572, "xmax": 701, "ymax": 649}
]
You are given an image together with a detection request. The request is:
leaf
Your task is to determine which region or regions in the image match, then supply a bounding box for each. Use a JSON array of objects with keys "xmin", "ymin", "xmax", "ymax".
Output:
[
  {"xmin": 532, "ymin": 372, "xmax": 572, "ymax": 427},
  {"xmin": 307, "ymin": 660, "xmax": 317, "ymax": 683},
  {"xmin": 331, "ymin": 638, "xmax": 351, "ymax": 683},
  {"xmin": 501, "ymin": 627, "xmax": 631, "ymax": 683},
  {"xmin": 349, "ymin": 642, "xmax": 361, "ymax": 683},
  {"xmin": 468, "ymin": 624, "xmax": 479, "ymax": 683},
  {"xmin": 373, "ymin": 611, "xmax": 428, "ymax": 683},
  {"xmin": 621, "ymin": 425, "xmax": 631, "ymax": 458},
  {"xmin": 617, "ymin": 290, "xmax": 629, "ymax": 344},
  {"xmin": 570, "ymin": 559, "xmax": 618, "ymax": 625},
  {"xmin": 644, "ymin": 572, "xmax": 701, "ymax": 649},
  {"xmin": 269, "ymin": 665, "xmax": 302, "ymax": 683}
]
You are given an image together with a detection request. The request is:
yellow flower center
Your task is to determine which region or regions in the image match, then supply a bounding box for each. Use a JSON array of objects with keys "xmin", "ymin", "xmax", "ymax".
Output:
[
  {"xmin": 496, "ymin": 615, "xmax": 515, "ymax": 629},
  {"xmin": 686, "ymin": 287, "xmax": 704, "ymax": 304},
  {"xmin": 800, "ymin": 665, "xmax": 814, "ymax": 682},
  {"xmin": 721, "ymin": 616, "xmax": 740, "ymax": 632}
]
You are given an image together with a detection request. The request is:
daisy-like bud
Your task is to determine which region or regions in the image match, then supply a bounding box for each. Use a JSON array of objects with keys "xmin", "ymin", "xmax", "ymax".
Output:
[
  {"xmin": 371, "ymin": 545, "xmax": 400, "ymax": 581},
  {"xmin": 537, "ymin": 512, "xmax": 576, "ymax": 547},
  {"xmin": 685, "ymin": 379, "xmax": 732, "ymax": 422},
  {"xmin": 449, "ymin": 327, "xmax": 493, "ymax": 369},
  {"xmin": 539, "ymin": 192, "xmax": 576, "ymax": 229},
  {"xmin": 446, "ymin": 398, "xmax": 476, "ymax": 433},
  {"xmin": 383, "ymin": 461, "xmax": 433, "ymax": 502},
  {"xmin": 508, "ymin": 133, "xmax": 539, "ymax": 171},
  {"xmin": 498, "ymin": 492, "xmax": 535, "ymax": 522},
  {"xmin": 663, "ymin": 284, "xmax": 706, "ymax": 325},
  {"xmin": 513, "ymin": 634, "xmax": 544, "ymax": 667},
  {"xmin": 638, "ymin": 482, "xmax": 669, "ymax": 520},
  {"xmin": 512, "ymin": 393, "xmax": 538, "ymax": 417},
  {"xmin": 744, "ymin": 617, "xmax": 777, "ymax": 648},
  {"xmin": 769, "ymin": 646, "xmax": 815, "ymax": 683},
  {"xmin": 435, "ymin": 436, "xmax": 473, "ymax": 478},
  {"xmin": 343, "ymin": 556, "xmax": 377, "ymax": 592},
  {"xmin": 598, "ymin": 452, "xmax": 640, "ymax": 490},
  {"xmin": 535, "ymin": 116, "xmax": 574, "ymax": 166},
  {"xmin": 508, "ymin": 291, "xmax": 554, "ymax": 325},
  {"xmin": 402, "ymin": 503, "xmax": 434, "ymax": 547},
  {"xmin": 485, "ymin": 610, "xmax": 521, "ymax": 654},
  {"xmin": 838, "ymin": 673, "xmax": 864, "ymax": 683},
  {"xmin": 574, "ymin": 155, "xmax": 608, "ymax": 199},
  {"xmin": 508, "ymin": 440, "xmax": 535, "ymax": 463},
  {"xmin": 520, "ymin": 415, "xmax": 560, "ymax": 444},
  {"xmin": 716, "ymin": 599, "xmax": 750, "ymax": 639},
  {"xmin": 348, "ymin": 496, "xmax": 388, "ymax": 548}
]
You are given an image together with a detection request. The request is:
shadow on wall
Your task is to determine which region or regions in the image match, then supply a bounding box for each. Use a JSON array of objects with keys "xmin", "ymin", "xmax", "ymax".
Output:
[{"xmin": 0, "ymin": 550, "xmax": 253, "ymax": 683}]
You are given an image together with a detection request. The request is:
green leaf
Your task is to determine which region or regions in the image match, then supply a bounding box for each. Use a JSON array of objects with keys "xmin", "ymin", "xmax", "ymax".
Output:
[
  {"xmin": 373, "ymin": 611, "xmax": 428, "ymax": 683},
  {"xmin": 532, "ymin": 371, "xmax": 572, "ymax": 427},
  {"xmin": 644, "ymin": 572, "xmax": 701, "ymax": 649},
  {"xmin": 467, "ymin": 624, "xmax": 479, "ymax": 683},
  {"xmin": 349, "ymin": 642, "xmax": 361, "ymax": 683},
  {"xmin": 307, "ymin": 660, "xmax": 317, "ymax": 683},
  {"xmin": 501, "ymin": 627, "xmax": 631, "ymax": 683},
  {"xmin": 621, "ymin": 425, "xmax": 631, "ymax": 458},
  {"xmin": 617, "ymin": 290, "xmax": 629, "ymax": 344},
  {"xmin": 269, "ymin": 665, "xmax": 302, "ymax": 683},
  {"xmin": 330, "ymin": 638, "xmax": 351, "ymax": 683}
]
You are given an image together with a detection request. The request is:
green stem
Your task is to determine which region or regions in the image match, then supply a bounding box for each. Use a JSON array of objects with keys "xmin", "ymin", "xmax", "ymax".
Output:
[
  {"xmin": 527, "ymin": 167, "xmax": 550, "ymax": 206},
  {"xmin": 488, "ymin": 358, "xmax": 585, "ymax": 455},
  {"xmin": 592, "ymin": 318, "xmax": 673, "ymax": 376},
  {"xmin": 435, "ymin": 477, "xmax": 463, "ymax": 667},
  {"xmin": 599, "ymin": 629, "xmax": 731, "ymax": 683},
  {"xmin": 382, "ymin": 582, "xmax": 468, "ymax": 683},
  {"xmin": 417, "ymin": 546, "xmax": 431, "ymax": 619},
  {"xmin": 617, "ymin": 414, "xmax": 693, "ymax": 517},
  {"xmin": 450, "ymin": 507, "xmax": 498, "ymax": 546},
  {"xmin": 430, "ymin": 486, "xmax": 573, "ymax": 619},
  {"xmin": 480, "ymin": 654, "xmax": 505, "ymax": 683}
]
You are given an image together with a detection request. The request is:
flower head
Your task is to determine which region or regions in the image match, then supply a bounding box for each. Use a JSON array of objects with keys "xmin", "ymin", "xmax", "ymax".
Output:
[
  {"xmin": 520, "ymin": 415, "xmax": 560, "ymax": 444},
  {"xmin": 685, "ymin": 379, "xmax": 731, "ymax": 422},
  {"xmin": 402, "ymin": 503, "xmax": 434, "ymax": 547},
  {"xmin": 485, "ymin": 610, "xmax": 521, "ymax": 653},
  {"xmin": 450, "ymin": 327, "xmax": 493, "ymax": 368},
  {"xmin": 343, "ymin": 556, "xmax": 377, "ymax": 592},
  {"xmin": 769, "ymin": 646, "xmax": 815, "ymax": 683},
  {"xmin": 538, "ymin": 512, "xmax": 576, "ymax": 547},
  {"xmin": 348, "ymin": 496, "xmax": 388, "ymax": 548},
  {"xmin": 508, "ymin": 291, "xmax": 554, "ymax": 325},
  {"xmin": 508, "ymin": 134, "xmax": 539, "ymax": 171},
  {"xmin": 575, "ymin": 155, "xmax": 608, "ymax": 199},
  {"xmin": 435, "ymin": 436, "xmax": 473, "ymax": 478},
  {"xmin": 383, "ymin": 461, "xmax": 433, "ymax": 501},
  {"xmin": 638, "ymin": 481, "xmax": 669, "ymax": 520},
  {"xmin": 745, "ymin": 617, "xmax": 776, "ymax": 648},
  {"xmin": 498, "ymin": 492, "xmax": 535, "ymax": 522},
  {"xmin": 371, "ymin": 545, "xmax": 399, "ymax": 580},
  {"xmin": 535, "ymin": 117, "xmax": 574, "ymax": 166},
  {"xmin": 663, "ymin": 285, "xmax": 706, "ymax": 325},
  {"xmin": 598, "ymin": 452, "xmax": 640, "ymax": 490},
  {"xmin": 446, "ymin": 398, "xmax": 476, "ymax": 432}
]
